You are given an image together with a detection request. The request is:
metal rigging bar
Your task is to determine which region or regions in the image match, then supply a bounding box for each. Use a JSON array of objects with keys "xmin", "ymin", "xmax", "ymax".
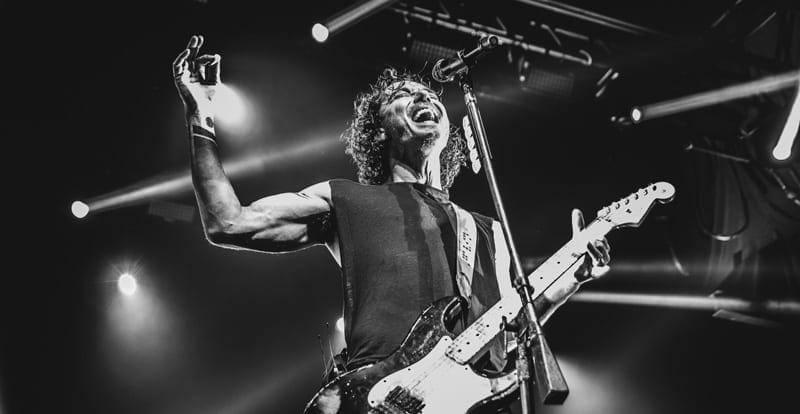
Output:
[
  {"xmin": 390, "ymin": 5, "xmax": 605, "ymax": 68},
  {"xmin": 513, "ymin": 0, "xmax": 672, "ymax": 38}
]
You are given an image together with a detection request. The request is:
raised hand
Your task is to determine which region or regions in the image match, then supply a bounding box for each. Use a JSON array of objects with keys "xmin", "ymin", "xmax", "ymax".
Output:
[
  {"xmin": 571, "ymin": 208, "xmax": 612, "ymax": 281},
  {"xmin": 173, "ymin": 35, "xmax": 221, "ymax": 120}
]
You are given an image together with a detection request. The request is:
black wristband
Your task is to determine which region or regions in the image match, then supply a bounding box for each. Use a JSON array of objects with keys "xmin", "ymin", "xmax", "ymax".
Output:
[{"xmin": 191, "ymin": 124, "xmax": 217, "ymax": 144}]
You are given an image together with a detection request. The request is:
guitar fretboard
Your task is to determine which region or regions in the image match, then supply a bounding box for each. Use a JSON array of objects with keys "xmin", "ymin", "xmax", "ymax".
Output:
[{"xmin": 445, "ymin": 218, "xmax": 614, "ymax": 364}]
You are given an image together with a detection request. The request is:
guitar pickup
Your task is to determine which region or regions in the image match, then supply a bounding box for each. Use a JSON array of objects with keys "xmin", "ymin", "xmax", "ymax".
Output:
[{"xmin": 382, "ymin": 386, "xmax": 425, "ymax": 414}]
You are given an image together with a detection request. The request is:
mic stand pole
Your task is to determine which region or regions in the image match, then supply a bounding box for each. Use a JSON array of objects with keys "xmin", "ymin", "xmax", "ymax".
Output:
[{"xmin": 456, "ymin": 73, "xmax": 569, "ymax": 413}]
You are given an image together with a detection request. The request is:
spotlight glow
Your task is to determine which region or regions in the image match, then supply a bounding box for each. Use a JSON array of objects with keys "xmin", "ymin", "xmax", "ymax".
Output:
[
  {"xmin": 631, "ymin": 70, "xmax": 799, "ymax": 122},
  {"xmin": 630, "ymin": 107, "xmax": 643, "ymax": 123},
  {"xmin": 118, "ymin": 273, "xmax": 138, "ymax": 296},
  {"xmin": 214, "ymin": 83, "xmax": 248, "ymax": 126},
  {"xmin": 336, "ymin": 317, "xmax": 344, "ymax": 332},
  {"xmin": 312, "ymin": 23, "xmax": 329, "ymax": 43},
  {"xmin": 71, "ymin": 136, "xmax": 340, "ymax": 217},
  {"xmin": 772, "ymin": 83, "xmax": 799, "ymax": 161},
  {"xmin": 71, "ymin": 201, "xmax": 90, "ymax": 218}
]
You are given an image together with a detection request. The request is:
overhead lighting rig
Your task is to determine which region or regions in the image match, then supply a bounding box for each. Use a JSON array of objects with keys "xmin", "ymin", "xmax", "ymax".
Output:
[{"xmin": 388, "ymin": 1, "xmax": 603, "ymax": 69}]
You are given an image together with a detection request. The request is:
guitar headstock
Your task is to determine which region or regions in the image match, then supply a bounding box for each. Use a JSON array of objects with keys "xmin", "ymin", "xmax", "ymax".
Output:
[{"xmin": 596, "ymin": 182, "xmax": 675, "ymax": 228}]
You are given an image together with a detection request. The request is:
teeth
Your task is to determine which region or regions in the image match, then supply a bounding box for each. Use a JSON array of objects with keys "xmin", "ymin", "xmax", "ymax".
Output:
[{"xmin": 413, "ymin": 107, "xmax": 436, "ymax": 122}]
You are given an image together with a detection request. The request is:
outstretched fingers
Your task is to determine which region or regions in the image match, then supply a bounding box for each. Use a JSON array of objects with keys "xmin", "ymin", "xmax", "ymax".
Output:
[
  {"xmin": 187, "ymin": 34, "xmax": 204, "ymax": 60},
  {"xmin": 176, "ymin": 35, "xmax": 205, "ymax": 76},
  {"xmin": 174, "ymin": 35, "xmax": 216, "ymax": 86}
]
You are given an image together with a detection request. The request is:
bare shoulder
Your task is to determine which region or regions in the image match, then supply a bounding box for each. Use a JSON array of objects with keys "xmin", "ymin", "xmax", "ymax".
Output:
[
  {"xmin": 298, "ymin": 180, "xmax": 333, "ymax": 205},
  {"xmin": 299, "ymin": 180, "xmax": 341, "ymax": 265}
]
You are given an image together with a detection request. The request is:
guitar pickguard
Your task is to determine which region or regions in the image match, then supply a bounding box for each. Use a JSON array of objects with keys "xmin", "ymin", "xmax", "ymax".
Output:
[
  {"xmin": 368, "ymin": 336, "xmax": 517, "ymax": 413},
  {"xmin": 304, "ymin": 297, "xmax": 517, "ymax": 414}
]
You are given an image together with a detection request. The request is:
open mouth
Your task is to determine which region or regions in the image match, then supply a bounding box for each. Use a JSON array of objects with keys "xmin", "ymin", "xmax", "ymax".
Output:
[{"xmin": 409, "ymin": 105, "xmax": 440, "ymax": 124}]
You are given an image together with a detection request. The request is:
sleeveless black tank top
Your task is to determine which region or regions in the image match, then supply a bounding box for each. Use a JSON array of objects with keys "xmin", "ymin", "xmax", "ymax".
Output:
[{"xmin": 329, "ymin": 179, "xmax": 504, "ymax": 370}]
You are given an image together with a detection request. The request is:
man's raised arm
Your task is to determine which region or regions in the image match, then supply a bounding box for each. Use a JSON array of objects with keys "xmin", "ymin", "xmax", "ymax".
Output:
[{"xmin": 172, "ymin": 35, "xmax": 334, "ymax": 254}]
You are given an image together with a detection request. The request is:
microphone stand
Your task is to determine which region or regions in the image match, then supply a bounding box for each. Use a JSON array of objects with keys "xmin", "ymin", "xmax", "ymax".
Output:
[{"xmin": 456, "ymin": 72, "xmax": 569, "ymax": 413}]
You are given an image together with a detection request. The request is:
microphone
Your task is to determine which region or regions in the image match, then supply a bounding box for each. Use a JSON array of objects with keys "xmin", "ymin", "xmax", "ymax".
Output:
[{"xmin": 432, "ymin": 35, "xmax": 500, "ymax": 83}]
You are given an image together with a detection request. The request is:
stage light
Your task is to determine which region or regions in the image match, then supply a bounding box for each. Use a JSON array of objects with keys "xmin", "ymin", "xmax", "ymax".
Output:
[
  {"xmin": 311, "ymin": 0, "xmax": 399, "ymax": 43},
  {"xmin": 570, "ymin": 292, "xmax": 800, "ymax": 317},
  {"xmin": 104, "ymin": 266, "xmax": 183, "ymax": 384},
  {"xmin": 630, "ymin": 70, "xmax": 799, "ymax": 123},
  {"xmin": 214, "ymin": 83, "xmax": 248, "ymax": 126},
  {"xmin": 71, "ymin": 201, "xmax": 90, "ymax": 218},
  {"xmin": 71, "ymin": 136, "xmax": 339, "ymax": 218},
  {"xmin": 772, "ymin": 83, "xmax": 799, "ymax": 161},
  {"xmin": 630, "ymin": 107, "xmax": 642, "ymax": 123},
  {"xmin": 336, "ymin": 317, "xmax": 344, "ymax": 332},
  {"xmin": 311, "ymin": 23, "xmax": 329, "ymax": 43},
  {"xmin": 118, "ymin": 273, "xmax": 138, "ymax": 296}
]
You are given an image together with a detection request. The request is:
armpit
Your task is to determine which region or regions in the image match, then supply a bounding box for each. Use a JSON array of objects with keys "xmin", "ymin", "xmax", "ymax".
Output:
[{"xmin": 303, "ymin": 211, "xmax": 335, "ymax": 244}]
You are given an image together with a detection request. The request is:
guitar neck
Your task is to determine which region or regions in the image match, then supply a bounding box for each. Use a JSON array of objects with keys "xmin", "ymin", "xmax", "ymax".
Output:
[
  {"xmin": 527, "ymin": 218, "xmax": 614, "ymax": 294},
  {"xmin": 446, "ymin": 218, "xmax": 615, "ymax": 364}
]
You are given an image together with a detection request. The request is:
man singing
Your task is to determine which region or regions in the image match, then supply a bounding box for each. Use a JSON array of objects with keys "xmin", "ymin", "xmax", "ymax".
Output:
[{"xmin": 172, "ymin": 34, "xmax": 610, "ymax": 412}]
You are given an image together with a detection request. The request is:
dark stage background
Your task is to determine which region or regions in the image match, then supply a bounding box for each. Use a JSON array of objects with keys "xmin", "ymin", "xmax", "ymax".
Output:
[{"xmin": 2, "ymin": 1, "xmax": 799, "ymax": 413}]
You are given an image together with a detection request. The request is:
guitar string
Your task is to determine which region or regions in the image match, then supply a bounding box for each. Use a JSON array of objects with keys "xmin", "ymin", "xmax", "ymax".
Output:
[
  {"xmin": 390, "ymin": 194, "xmax": 661, "ymax": 407},
  {"xmin": 397, "ymin": 286, "xmax": 528, "ymax": 399},
  {"xmin": 382, "ymin": 223, "xmax": 610, "ymax": 405},
  {"xmin": 398, "ymin": 244, "xmax": 590, "ymax": 400},
  {"xmin": 397, "ymin": 313, "xmax": 494, "ymax": 399},
  {"xmin": 369, "ymin": 202, "xmax": 660, "ymax": 409}
]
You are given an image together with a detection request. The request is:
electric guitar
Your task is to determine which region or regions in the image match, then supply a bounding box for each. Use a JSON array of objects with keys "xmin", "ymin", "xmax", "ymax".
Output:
[{"xmin": 305, "ymin": 182, "xmax": 676, "ymax": 414}]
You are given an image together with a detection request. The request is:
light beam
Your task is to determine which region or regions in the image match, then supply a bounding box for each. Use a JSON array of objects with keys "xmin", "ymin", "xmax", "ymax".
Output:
[
  {"xmin": 571, "ymin": 291, "xmax": 800, "ymax": 316},
  {"xmin": 630, "ymin": 70, "xmax": 800, "ymax": 123},
  {"xmin": 772, "ymin": 81, "xmax": 800, "ymax": 161},
  {"xmin": 70, "ymin": 136, "xmax": 340, "ymax": 218},
  {"xmin": 311, "ymin": 0, "xmax": 399, "ymax": 43}
]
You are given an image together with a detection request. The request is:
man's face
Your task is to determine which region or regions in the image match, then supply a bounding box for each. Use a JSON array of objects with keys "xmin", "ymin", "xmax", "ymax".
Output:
[{"xmin": 379, "ymin": 80, "xmax": 450, "ymax": 154}]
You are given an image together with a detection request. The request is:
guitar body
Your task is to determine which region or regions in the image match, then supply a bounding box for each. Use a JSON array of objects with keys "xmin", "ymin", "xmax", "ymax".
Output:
[
  {"xmin": 304, "ymin": 296, "xmax": 518, "ymax": 414},
  {"xmin": 305, "ymin": 182, "xmax": 677, "ymax": 414}
]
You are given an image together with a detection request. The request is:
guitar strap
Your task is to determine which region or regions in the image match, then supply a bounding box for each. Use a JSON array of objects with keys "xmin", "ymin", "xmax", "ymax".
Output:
[
  {"xmin": 450, "ymin": 207, "xmax": 517, "ymax": 301},
  {"xmin": 450, "ymin": 202, "xmax": 478, "ymax": 300},
  {"xmin": 452, "ymin": 208, "xmax": 517, "ymax": 367},
  {"xmin": 491, "ymin": 220, "xmax": 516, "ymax": 298}
]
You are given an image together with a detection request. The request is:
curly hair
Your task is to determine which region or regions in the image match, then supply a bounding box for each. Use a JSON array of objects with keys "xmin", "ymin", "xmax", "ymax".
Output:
[{"xmin": 340, "ymin": 67, "xmax": 467, "ymax": 191}]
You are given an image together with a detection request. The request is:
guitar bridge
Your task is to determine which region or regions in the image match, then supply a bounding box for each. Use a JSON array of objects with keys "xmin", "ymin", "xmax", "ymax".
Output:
[{"xmin": 372, "ymin": 386, "xmax": 425, "ymax": 414}]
